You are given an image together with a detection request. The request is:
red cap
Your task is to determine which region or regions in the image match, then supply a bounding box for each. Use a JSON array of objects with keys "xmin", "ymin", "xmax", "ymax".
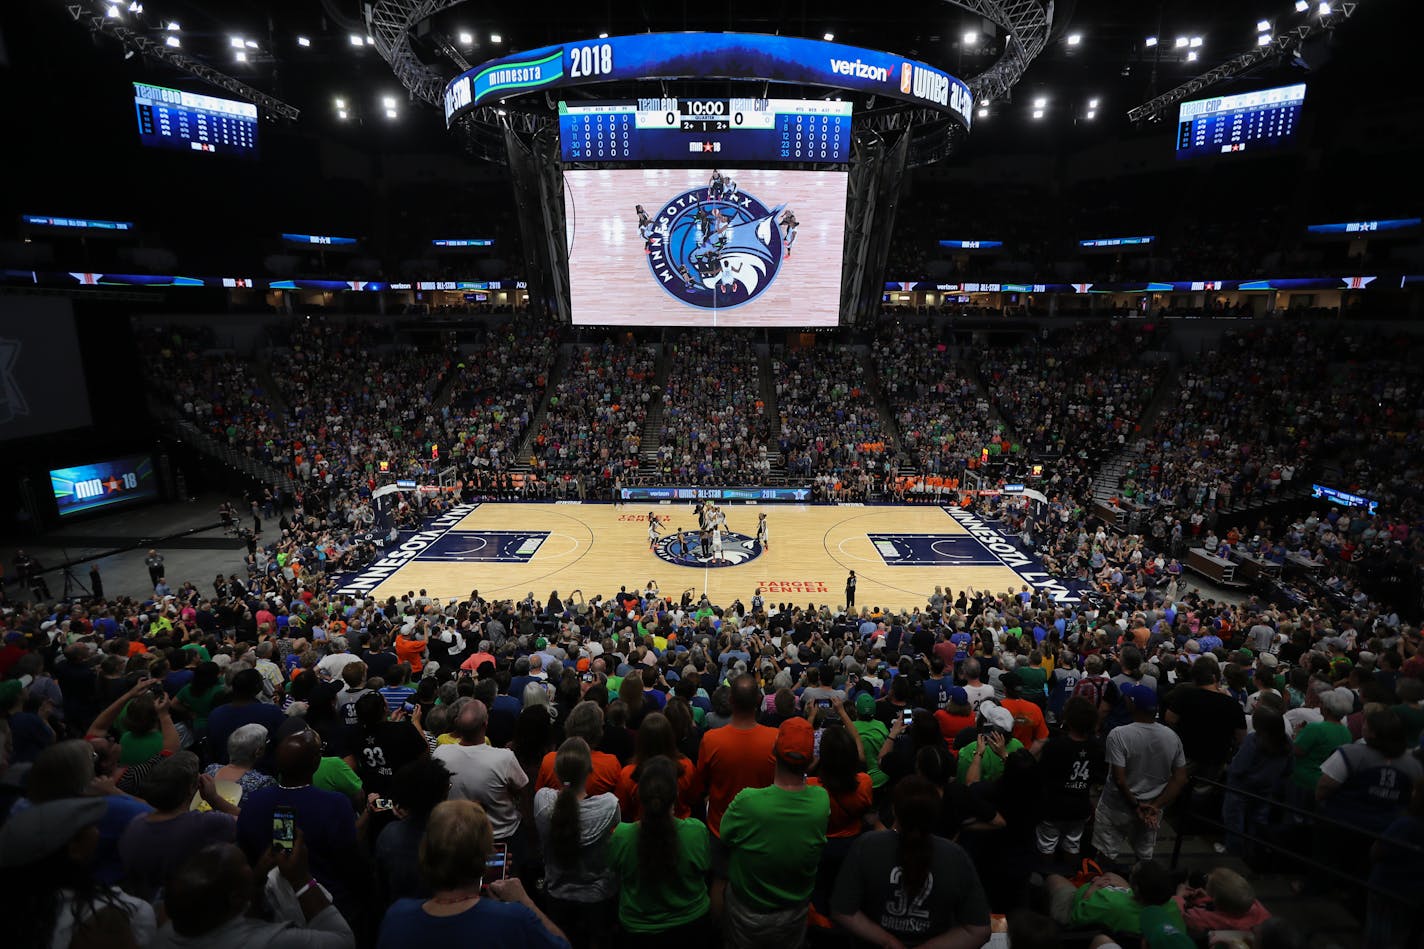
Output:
[{"xmin": 775, "ymin": 717, "xmax": 815, "ymax": 771}]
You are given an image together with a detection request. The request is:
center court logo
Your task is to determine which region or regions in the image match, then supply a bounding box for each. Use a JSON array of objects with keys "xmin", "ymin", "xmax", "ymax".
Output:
[
  {"xmin": 642, "ymin": 183, "xmax": 787, "ymax": 310},
  {"xmin": 654, "ymin": 531, "xmax": 762, "ymax": 568}
]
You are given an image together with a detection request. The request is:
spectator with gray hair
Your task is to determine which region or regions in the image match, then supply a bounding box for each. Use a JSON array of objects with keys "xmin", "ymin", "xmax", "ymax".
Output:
[
  {"xmin": 1287, "ymin": 687, "xmax": 1355, "ymax": 811},
  {"xmin": 200, "ymin": 723, "xmax": 275, "ymax": 810},
  {"xmin": 118, "ymin": 751, "xmax": 238, "ymax": 900}
]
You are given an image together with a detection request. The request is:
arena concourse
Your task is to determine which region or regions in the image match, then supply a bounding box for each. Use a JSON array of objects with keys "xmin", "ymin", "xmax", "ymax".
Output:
[{"xmin": 0, "ymin": 2, "xmax": 1421, "ymax": 949}]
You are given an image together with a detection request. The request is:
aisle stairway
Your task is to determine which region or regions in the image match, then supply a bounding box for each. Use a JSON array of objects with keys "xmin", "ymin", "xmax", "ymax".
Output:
[
  {"xmin": 149, "ymin": 396, "xmax": 298, "ymax": 493},
  {"xmin": 757, "ymin": 343, "xmax": 786, "ymax": 480},
  {"xmin": 637, "ymin": 340, "xmax": 674, "ymax": 471},
  {"xmin": 507, "ymin": 344, "xmax": 572, "ymax": 473}
]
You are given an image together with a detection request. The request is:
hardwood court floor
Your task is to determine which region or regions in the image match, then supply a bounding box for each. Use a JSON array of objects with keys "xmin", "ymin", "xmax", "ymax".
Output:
[{"xmin": 352, "ymin": 503, "xmax": 1028, "ymax": 612}]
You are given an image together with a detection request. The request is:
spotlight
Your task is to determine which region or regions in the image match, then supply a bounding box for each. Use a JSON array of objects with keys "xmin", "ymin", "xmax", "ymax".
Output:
[
  {"xmin": 1086, "ymin": 110, "xmax": 1097, "ymax": 119},
  {"xmin": 1318, "ymin": 2, "xmax": 1331, "ymax": 14},
  {"xmin": 977, "ymin": 107, "xmax": 988, "ymax": 117},
  {"xmin": 824, "ymin": 32, "xmax": 835, "ymax": 41},
  {"xmin": 1295, "ymin": 0, "xmax": 1309, "ymax": 10},
  {"xmin": 164, "ymin": 35, "xmax": 180, "ymax": 47},
  {"xmin": 235, "ymin": 51, "xmax": 247, "ymax": 62},
  {"xmin": 963, "ymin": 31, "xmax": 978, "ymax": 45},
  {"xmin": 1187, "ymin": 50, "xmax": 1198, "ymax": 62},
  {"xmin": 598, "ymin": 33, "xmax": 608, "ymax": 39},
  {"xmin": 337, "ymin": 110, "xmax": 349, "ymax": 120},
  {"xmin": 165, "ymin": 21, "xmax": 179, "ymax": 30},
  {"xmin": 490, "ymin": 33, "xmax": 502, "ymax": 44},
  {"xmin": 1144, "ymin": 36, "xmax": 1158, "ymax": 47},
  {"xmin": 385, "ymin": 108, "xmax": 398, "ymax": 119},
  {"xmin": 349, "ymin": 34, "xmax": 364, "ymax": 46},
  {"xmin": 127, "ymin": 1, "xmax": 142, "ymax": 11},
  {"xmin": 334, "ymin": 97, "xmax": 346, "ymax": 109},
  {"xmin": 297, "ymin": 36, "xmax": 311, "ymax": 47},
  {"xmin": 230, "ymin": 36, "xmax": 245, "ymax": 48},
  {"xmin": 1257, "ymin": 19, "xmax": 1271, "ymax": 31},
  {"xmin": 1032, "ymin": 109, "xmax": 1044, "ymax": 119},
  {"xmin": 1089, "ymin": 98, "xmax": 1100, "ymax": 108},
  {"xmin": 1066, "ymin": 33, "xmax": 1082, "ymax": 46},
  {"xmin": 1257, "ymin": 34, "xmax": 1272, "ymax": 46},
  {"xmin": 1189, "ymin": 36, "xmax": 1203, "ymax": 48},
  {"xmin": 245, "ymin": 40, "xmax": 259, "ymax": 49},
  {"xmin": 364, "ymin": 36, "xmax": 374, "ymax": 46},
  {"xmin": 106, "ymin": 5, "xmax": 120, "ymax": 17},
  {"xmin": 1033, "ymin": 96, "xmax": 1046, "ymax": 108},
  {"xmin": 458, "ymin": 32, "xmax": 473, "ymax": 44},
  {"xmin": 383, "ymin": 96, "xmax": 397, "ymax": 108},
  {"xmin": 1174, "ymin": 36, "xmax": 1189, "ymax": 48}
]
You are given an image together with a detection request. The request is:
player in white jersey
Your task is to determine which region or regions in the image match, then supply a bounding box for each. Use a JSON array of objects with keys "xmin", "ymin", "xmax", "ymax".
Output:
[
  {"xmin": 718, "ymin": 258, "xmax": 742, "ymax": 294},
  {"xmin": 711, "ymin": 527, "xmax": 725, "ymax": 563},
  {"xmin": 648, "ymin": 513, "xmax": 663, "ymax": 550}
]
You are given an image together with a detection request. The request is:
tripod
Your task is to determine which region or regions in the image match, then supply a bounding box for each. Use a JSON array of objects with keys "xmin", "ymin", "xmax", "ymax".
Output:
[{"xmin": 59, "ymin": 547, "xmax": 90, "ymax": 601}]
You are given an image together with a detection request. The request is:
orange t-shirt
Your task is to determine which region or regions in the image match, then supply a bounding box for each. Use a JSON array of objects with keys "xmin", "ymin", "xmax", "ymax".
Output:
[
  {"xmin": 394, "ymin": 635, "xmax": 426, "ymax": 673},
  {"xmin": 695, "ymin": 722, "xmax": 777, "ymax": 836},
  {"xmin": 536, "ymin": 749, "xmax": 623, "ymax": 796},
  {"xmin": 1001, "ymin": 697, "xmax": 1049, "ymax": 748},
  {"xmin": 808, "ymin": 772, "xmax": 874, "ymax": 838},
  {"xmin": 934, "ymin": 710, "xmax": 975, "ymax": 746},
  {"xmin": 614, "ymin": 757, "xmax": 698, "ymax": 821}
]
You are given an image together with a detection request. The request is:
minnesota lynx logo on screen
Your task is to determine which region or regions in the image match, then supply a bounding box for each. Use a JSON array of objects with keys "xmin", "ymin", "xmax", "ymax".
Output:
[{"xmin": 640, "ymin": 178, "xmax": 789, "ymax": 311}]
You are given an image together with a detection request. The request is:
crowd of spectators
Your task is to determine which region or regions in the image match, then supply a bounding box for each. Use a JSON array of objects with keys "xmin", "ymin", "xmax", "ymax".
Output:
[
  {"xmin": 979, "ymin": 324, "xmax": 1167, "ymax": 462},
  {"xmin": 527, "ymin": 340, "xmax": 657, "ymax": 487},
  {"xmin": 773, "ymin": 344, "xmax": 903, "ymax": 500},
  {"xmin": 872, "ymin": 325, "xmax": 1005, "ymax": 475},
  {"xmin": 650, "ymin": 333, "xmax": 773, "ymax": 485},
  {"xmin": 3, "ymin": 521, "xmax": 1422, "ymax": 949}
]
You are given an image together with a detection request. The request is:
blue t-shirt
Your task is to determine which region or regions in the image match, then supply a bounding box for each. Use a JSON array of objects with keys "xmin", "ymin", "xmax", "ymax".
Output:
[
  {"xmin": 206, "ymin": 701, "xmax": 287, "ymax": 765},
  {"xmin": 236, "ymin": 784, "xmax": 360, "ymax": 903},
  {"xmin": 377, "ymin": 896, "xmax": 570, "ymax": 949}
]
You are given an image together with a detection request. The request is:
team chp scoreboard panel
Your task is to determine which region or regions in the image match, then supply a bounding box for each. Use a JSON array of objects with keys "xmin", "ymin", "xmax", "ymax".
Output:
[
  {"xmin": 133, "ymin": 82, "xmax": 259, "ymax": 158},
  {"xmin": 1176, "ymin": 83, "xmax": 1305, "ymax": 159},
  {"xmin": 559, "ymin": 98, "xmax": 853, "ymax": 163}
]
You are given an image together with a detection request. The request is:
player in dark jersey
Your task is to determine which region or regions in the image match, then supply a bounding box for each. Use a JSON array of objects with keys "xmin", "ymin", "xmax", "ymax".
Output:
[
  {"xmin": 779, "ymin": 209, "xmax": 799, "ymax": 259},
  {"xmin": 708, "ymin": 169, "xmax": 724, "ymax": 200}
]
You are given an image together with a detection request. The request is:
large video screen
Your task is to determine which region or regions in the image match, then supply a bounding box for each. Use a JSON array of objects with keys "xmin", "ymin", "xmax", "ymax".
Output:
[
  {"xmin": 134, "ymin": 82, "xmax": 258, "ymax": 158},
  {"xmin": 0, "ymin": 297, "xmax": 93, "ymax": 441},
  {"xmin": 564, "ymin": 168, "xmax": 846, "ymax": 327},
  {"xmin": 560, "ymin": 99, "xmax": 852, "ymax": 163},
  {"xmin": 50, "ymin": 455, "xmax": 158, "ymax": 518},
  {"xmin": 1176, "ymin": 83, "xmax": 1305, "ymax": 160}
]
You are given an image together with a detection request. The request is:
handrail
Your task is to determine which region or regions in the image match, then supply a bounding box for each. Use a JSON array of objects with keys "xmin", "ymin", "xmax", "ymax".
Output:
[{"xmin": 1170, "ymin": 773, "xmax": 1424, "ymax": 945}]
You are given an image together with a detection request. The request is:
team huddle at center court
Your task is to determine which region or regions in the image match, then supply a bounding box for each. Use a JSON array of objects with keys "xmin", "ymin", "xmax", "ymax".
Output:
[{"xmin": 644, "ymin": 502, "xmax": 770, "ymax": 563}]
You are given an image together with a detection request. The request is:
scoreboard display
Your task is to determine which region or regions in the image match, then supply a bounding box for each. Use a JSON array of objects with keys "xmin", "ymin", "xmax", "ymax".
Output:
[
  {"xmin": 134, "ymin": 82, "xmax": 258, "ymax": 158},
  {"xmin": 1176, "ymin": 83, "xmax": 1305, "ymax": 160},
  {"xmin": 560, "ymin": 98, "xmax": 851, "ymax": 163}
]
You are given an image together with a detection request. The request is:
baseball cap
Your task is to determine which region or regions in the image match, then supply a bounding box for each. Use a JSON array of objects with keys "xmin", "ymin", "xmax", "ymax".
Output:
[
  {"xmin": 1258, "ymin": 653, "xmax": 1279, "ymax": 668},
  {"xmin": 946, "ymin": 686, "xmax": 969, "ymax": 707},
  {"xmin": 0, "ymin": 797, "xmax": 108, "ymax": 869},
  {"xmin": 854, "ymin": 693, "xmax": 876, "ymax": 717},
  {"xmin": 1123, "ymin": 684, "xmax": 1158, "ymax": 712},
  {"xmin": 979, "ymin": 701, "xmax": 1014, "ymax": 733},
  {"xmin": 774, "ymin": 717, "xmax": 815, "ymax": 771}
]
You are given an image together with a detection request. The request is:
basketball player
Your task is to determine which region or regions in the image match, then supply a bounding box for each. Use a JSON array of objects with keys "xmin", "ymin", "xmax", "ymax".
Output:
[
  {"xmin": 723, "ymin": 174, "xmax": 739, "ymax": 200},
  {"xmin": 708, "ymin": 169, "xmax": 724, "ymax": 200},
  {"xmin": 699, "ymin": 529, "xmax": 712, "ymax": 559},
  {"xmin": 674, "ymin": 527, "xmax": 690, "ymax": 560},
  {"xmin": 756, "ymin": 512, "xmax": 769, "ymax": 550},
  {"xmin": 718, "ymin": 258, "xmax": 743, "ymax": 294},
  {"xmin": 648, "ymin": 512, "xmax": 663, "ymax": 551},
  {"xmin": 711, "ymin": 526, "xmax": 725, "ymax": 564},
  {"xmin": 779, "ymin": 209, "xmax": 799, "ymax": 259},
  {"xmin": 677, "ymin": 264, "xmax": 701, "ymax": 292},
  {"xmin": 845, "ymin": 570, "xmax": 857, "ymax": 610}
]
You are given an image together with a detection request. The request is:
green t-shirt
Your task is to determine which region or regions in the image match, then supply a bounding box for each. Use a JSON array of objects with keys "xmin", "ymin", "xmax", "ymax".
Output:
[
  {"xmin": 854, "ymin": 720, "xmax": 890, "ymax": 788},
  {"xmin": 180, "ymin": 643, "xmax": 211, "ymax": 662},
  {"xmin": 314, "ymin": 755, "xmax": 363, "ymax": 799},
  {"xmin": 720, "ymin": 783, "xmax": 830, "ymax": 912},
  {"xmin": 1017, "ymin": 666, "xmax": 1048, "ymax": 695},
  {"xmin": 1140, "ymin": 904, "xmax": 1195, "ymax": 949},
  {"xmin": 608, "ymin": 818, "xmax": 711, "ymax": 931},
  {"xmin": 607, "ymin": 675, "xmax": 623, "ymax": 697},
  {"xmin": 1392, "ymin": 703, "xmax": 1424, "ymax": 746},
  {"xmin": 1291, "ymin": 720, "xmax": 1352, "ymax": 790},
  {"xmin": 956, "ymin": 737, "xmax": 1026, "ymax": 784},
  {"xmin": 119, "ymin": 729, "xmax": 164, "ymax": 766},
  {"xmin": 1070, "ymin": 885, "xmax": 1186, "ymax": 936},
  {"xmin": 175, "ymin": 683, "xmax": 222, "ymax": 731}
]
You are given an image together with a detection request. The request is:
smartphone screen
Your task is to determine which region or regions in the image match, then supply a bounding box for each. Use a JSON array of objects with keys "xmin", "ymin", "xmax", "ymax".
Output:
[
  {"xmin": 901, "ymin": 708, "xmax": 915, "ymax": 724},
  {"xmin": 272, "ymin": 806, "xmax": 296, "ymax": 852},
  {"xmin": 482, "ymin": 842, "xmax": 510, "ymax": 884},
  {"xmin": 815, "ymin": 699, "xmax": 832, "ymax": 710}
]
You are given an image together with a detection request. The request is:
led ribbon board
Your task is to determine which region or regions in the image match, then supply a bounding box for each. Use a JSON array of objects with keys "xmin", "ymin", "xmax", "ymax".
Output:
[
  {"xmin": 1307, "ymin": 218, "xmax": 1421, "ymax": 235},
  {"xmin": 444, "ymin": 33, "xmax": 971, "ymax": 129},
  {"xmin": 939, "ymin": 240, "xmax": 1003, "ymax": 249}
]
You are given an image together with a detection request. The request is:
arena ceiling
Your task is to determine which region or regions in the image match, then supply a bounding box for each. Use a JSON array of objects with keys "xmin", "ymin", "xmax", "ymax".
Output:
[{"xmin": 4, "ymin": 0, "xmax": 1414, "ymax": 155}]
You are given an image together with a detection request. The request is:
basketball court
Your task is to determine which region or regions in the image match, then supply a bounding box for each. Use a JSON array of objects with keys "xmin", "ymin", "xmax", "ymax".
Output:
[{"xmin": 334, "ymin": 502, "xmax": 1079, "ymax": 610}]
